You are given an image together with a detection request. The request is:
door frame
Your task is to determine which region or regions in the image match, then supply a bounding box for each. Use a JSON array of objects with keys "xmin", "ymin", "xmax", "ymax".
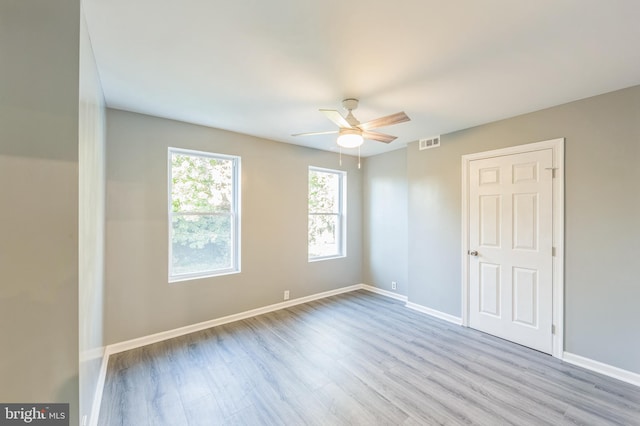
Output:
[{"xmin": 461, "ymin": 138, "xmax": 565, "ymax": 358}]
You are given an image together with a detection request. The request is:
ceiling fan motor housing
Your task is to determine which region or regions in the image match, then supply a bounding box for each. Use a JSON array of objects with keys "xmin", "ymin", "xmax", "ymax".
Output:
[{"xmin": 342, "ymin": 98, "xmax": 359, "ymax": 111}]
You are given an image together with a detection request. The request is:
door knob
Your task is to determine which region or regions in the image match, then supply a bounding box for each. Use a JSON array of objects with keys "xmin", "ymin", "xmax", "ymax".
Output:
[{"xmin": 468, "ymin": 250, "xmax": 479, "ymax": 256}]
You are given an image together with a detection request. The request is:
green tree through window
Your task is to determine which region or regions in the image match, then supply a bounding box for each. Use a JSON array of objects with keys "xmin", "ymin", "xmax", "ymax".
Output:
[
  {"xmin": 309, "ymin": 167, "xmax": 346, "ymax": 259},
  {"xmin": 169, "ymin": 148, "xmax": 240, "ymax": 281}
]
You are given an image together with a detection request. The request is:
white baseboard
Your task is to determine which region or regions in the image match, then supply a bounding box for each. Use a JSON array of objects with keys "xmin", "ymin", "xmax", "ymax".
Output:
[
  {"xmin": 562, "ymin": 352, "xmax": 640, "ymax": 388},
  {"xmin": 89, "ymin": 347, "xmax": 109, "ymax": 426},
  {"xmin": 360, "ymin": 286, "xmax": 462, "ymax": 328},
  {"xmin": 106, "ymin": 284, "xmax": 363, "ymax": 355},
  {"xmin": 105, "ymin": 284, "xmax": 464, "ymax": 356},
  {"xmin": 361, "ymin": 284, "xmax": 408, "ymax": 302},
  {"xmin": 79, "ymin": 346, "xmax": 105, "ymax": 364},
  {"xmin": 405, "ymin": 301, "xmax": 463, "ymax": 325}
]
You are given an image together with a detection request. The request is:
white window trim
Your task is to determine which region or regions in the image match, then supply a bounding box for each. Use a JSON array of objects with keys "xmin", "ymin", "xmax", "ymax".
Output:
[
  {"xmin": 308, "ymin": 166, "xmax": 347, "ymax": 261},
  {"xmin": 168, "ymin": 147, "xmax": 241, "ymax": 282}
]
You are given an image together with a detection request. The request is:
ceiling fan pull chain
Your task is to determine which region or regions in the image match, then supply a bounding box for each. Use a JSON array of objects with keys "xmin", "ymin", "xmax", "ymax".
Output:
[
  {"xmin": 358, "ymin": 146, "xmax": 361, "ymax": 169},
  {"xmin": 339, "ymin": 147, "xmax": 342, "ymax": 166}
]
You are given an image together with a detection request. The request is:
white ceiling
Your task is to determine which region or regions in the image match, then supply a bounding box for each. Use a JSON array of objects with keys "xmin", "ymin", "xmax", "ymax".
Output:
[{"xmin": 84, "ymin": 0, "xmax": 640, "ymax": 157}]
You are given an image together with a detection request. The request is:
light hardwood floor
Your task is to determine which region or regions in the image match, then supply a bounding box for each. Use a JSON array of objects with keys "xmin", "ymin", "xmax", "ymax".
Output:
[{"xmin": 98, "ymin": 290, "xmax": 640, "ymax": 425}]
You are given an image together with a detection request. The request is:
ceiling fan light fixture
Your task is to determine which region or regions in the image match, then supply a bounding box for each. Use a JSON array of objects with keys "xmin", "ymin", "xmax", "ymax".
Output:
[{"xmin": 337, "ymin": 128, "xmax": 363, "ymax": 148}]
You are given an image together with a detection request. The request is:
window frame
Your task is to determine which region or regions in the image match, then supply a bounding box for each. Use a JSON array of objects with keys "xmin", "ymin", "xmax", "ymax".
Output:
[
  {"xmin": 168, "ymin": 147, "xmax": 241, "ymax": 282},
  {"xmin": 308, "ymin": 166, "xmax": 347, "ymax": 262}
]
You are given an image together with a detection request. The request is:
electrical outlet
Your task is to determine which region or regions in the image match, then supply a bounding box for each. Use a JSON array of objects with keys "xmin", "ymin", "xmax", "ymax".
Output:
[
  {"xmin": 284, "ymin": 290, "xmax": 290, "ymax": 300},
  {"xmin": 391, "ymin": 281, "xmax": 397, "ymax": 290}
]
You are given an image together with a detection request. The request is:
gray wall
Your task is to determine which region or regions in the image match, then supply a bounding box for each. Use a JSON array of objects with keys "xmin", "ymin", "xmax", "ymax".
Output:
[
  {"xmin": 105, "ymin": 109, "xmax": 363, "ymax": 344},
  {"xmin": 79, "ymin": 5, "xmax": 106, "ymax": 424},
  {"xmin": 362, "ymin": 149, "xmax": 408, "ymax": 296},
  {"xmin": 399, "ymin": 85, "xmax": 639, "ymax": 373},
  {"xmin": 0, "ymin": 0, "xmax": 80, "ymax": 422}
]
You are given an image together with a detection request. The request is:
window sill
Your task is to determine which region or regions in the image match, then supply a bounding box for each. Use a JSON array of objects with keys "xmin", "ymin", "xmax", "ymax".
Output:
[
  {"xmin": 169, "ymin": 268, "xmax": 240, "ymax": 284},
  {"xmin": 308, "ymin": 255, "xmax": 346, "ymax": 263}
]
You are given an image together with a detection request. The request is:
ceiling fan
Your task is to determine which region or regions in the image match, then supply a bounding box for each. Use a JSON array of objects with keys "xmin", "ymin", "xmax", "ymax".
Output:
[{"xmin": 292, "ymin": 98, "xmax": 410, "ymax": 148}]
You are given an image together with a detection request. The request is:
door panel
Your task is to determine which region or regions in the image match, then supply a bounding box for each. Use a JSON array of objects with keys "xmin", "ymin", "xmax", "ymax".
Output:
[
  {"xmin": 469, "ymin": 149, "xmax": 553, "ymax": 353},
  {"xmin": 480, "ymin": 195, "xmax": 501, "ymax": 247},
  {"xmin": 513, "ymin": 193, "xmax": 537, "ymax": 250},
  {"xmin": 512, "ymin": 267, "xmax": 537, "ymax": 326},
  {"xmin": 512, "ymin": 162, "xmax": 538, "ymax": 183},
  {"xmin": 479, "ymin": 263, "xmax": 500, "ymax": 316}
]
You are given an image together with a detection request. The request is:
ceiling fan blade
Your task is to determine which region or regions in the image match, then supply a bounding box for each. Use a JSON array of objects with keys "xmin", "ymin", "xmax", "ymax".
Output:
[
  {"xmin": 291, "ymin": 130, "xmax": 338, "ymax": 137},
  {"xmin": 358, "ymin": 111, "xmax": 410, "ymax": 131},
  {"xmin": 363, "ymin": 130, "xmax": 397, "ymax": 144},
  {"xmin": 320, "ymin": 109, "xmax": 352, "ymax": 128}
]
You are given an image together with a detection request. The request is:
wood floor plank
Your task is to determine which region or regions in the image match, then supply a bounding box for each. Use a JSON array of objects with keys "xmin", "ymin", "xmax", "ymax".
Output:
[{"xmin": 99, "ymin": 290, "xmax": 640, "ymax": 425}]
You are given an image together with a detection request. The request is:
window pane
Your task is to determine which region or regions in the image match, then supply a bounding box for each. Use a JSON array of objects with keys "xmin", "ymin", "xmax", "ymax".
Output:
[
  {"xmin": 169, "ymin": 148, "xmax": 240, "ymax": 282},
  {"xmin": 309, "ymin": 170, "xmax": 340, "ymax": 214},
  {"xmin": 171, "ymin": 214, "xmax": 232, "ymax": 275},
  {"xmin": 171, "ymin": 153, "xmax": 233, "ymax": 213},
  {"xmin": 308, "ymin": 214, "xmax": 339, "ymax": 257}
]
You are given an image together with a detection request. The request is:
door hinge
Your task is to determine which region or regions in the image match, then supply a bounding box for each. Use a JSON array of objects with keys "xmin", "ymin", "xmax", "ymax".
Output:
[
  {"xmin": 551, "ymin": 324, "xmax": 556, "ymax": 334},
  {"xmin": 552, "ymin": 247, "xmax": 556, "ymax": 257}
]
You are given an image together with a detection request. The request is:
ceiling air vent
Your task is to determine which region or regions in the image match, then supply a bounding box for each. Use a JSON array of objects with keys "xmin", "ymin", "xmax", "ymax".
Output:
[{"xmin": 419, "ymin": 136, "xmax": 440, "ymax": 150}]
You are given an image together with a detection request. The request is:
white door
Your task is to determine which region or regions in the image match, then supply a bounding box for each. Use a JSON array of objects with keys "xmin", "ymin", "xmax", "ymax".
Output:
[{"xmin": 468, "ymin": 148, "xmax": 553, "ymax": 353}]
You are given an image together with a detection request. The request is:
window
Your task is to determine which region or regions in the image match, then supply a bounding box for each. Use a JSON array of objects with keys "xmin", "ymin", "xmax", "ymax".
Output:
[
  {"xmin": 308, "ymin": 167, "xmax": 346, "ymax": 260},
  {"xmin": 168, "ymin": 148, "xmax": 240, "ymax": 282}
]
